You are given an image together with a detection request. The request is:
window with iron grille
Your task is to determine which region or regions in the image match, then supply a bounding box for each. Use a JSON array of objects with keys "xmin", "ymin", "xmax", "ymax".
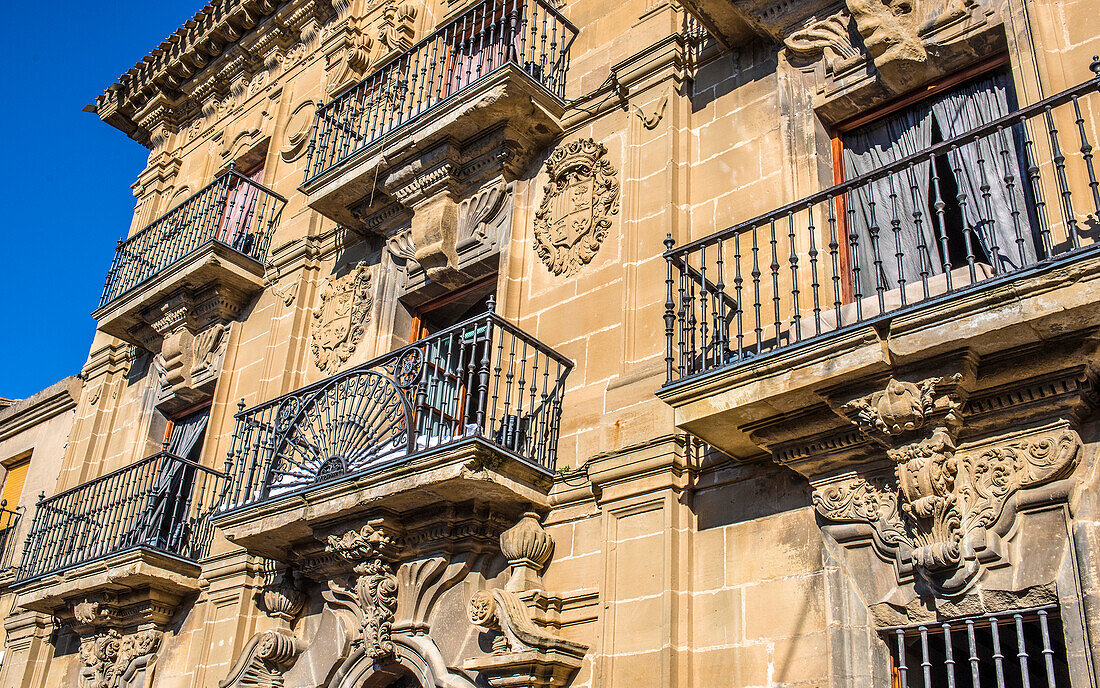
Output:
[{"xmin": 886, "ymin": 606, "xmax": 1071, "ymax": 688}]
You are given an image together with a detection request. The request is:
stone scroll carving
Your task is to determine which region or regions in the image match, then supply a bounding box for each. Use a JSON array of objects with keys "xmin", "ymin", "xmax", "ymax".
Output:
[
  {"xmin": 783, "ymin": 0, "xmax": 983, "ymax": 92},
  {"xmin": 323, "ymin": 524, "xmax": 399, "ymax": 659},
  {"xmin": 79, "ymin": 629, "xmax": 162, "ymax": 688},
  {"xmin": 465, "ymin": 589, "xmax": 588, "ymax": 688},
  {"xmin": 814, "ymin": 426, "xmax": 1081, "ymax": 593},
  {"xmin": 219, "ymin": 630, "xmax": 306, "ymax": 688},
  {"xmin": 533, "ymin": 138, "xmax": 620, "ymax": 277},
  {"xmin": 311, "ymin": 264, "xmax": 373, "ymax": 372}
]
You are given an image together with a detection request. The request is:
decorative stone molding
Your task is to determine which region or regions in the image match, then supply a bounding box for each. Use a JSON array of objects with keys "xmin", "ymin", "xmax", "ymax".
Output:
[
  {"xmin": 280, "ymin": 100, "xmax": 316, "ymax": 163},
  {"xmin": 456, "ymin": 181, "xmax": 513, "ymax": 253},
  {"xmin": 393, "ymin": 552, "xmax": 488, "ymax": 635},
  {"xmin": 92, "ymin": 0, "xmax": 337, "ymax": 147},
  {"xmin": 784, "ymin": 10, "xmax": 859, "ymax": 65},
  {"xmin": 323, "ymin": 524, "xmax": 399, "ymax": 659},
  {"xmin": 500, "ymin": 512, "xmax": 554, "ymax": 592},
  {"xmin": 311, "ymin": 263, "xmax": 373, "ymax": 372},
  {"xmin": 259, "ymin": 569, "xmax": 306, "ymax": 622},
  {"xmin": 533, "ymin": 138, "xmax": 620, "ymax": 277},
  {"xmin": 780, "ymin": 0, "xmax": 992, "ymax": 98},
  {"xmin": 374, "ymin": 0, "xmax": 417, "ymax": 65},
  {"xmin": 813, "ymin": 425, "xmax": 1081, "ymax": 592},
  {"xmin": 464, "ymin": 588, "xmax": 587, "ymax": 688},
  {"xmin": 219, "ymin": 629, "xmax": 306, "ymax": 688},
  {"xmin": 79, "ymin": 629, "xmax": 162, "ymax": 688},
  {"xmin": 840, "ymin": 375, "xmax": 960, "ymax": 437}
]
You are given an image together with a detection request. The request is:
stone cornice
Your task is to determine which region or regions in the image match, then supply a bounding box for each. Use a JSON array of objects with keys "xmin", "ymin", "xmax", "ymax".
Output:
[
  {"xmin": 0, "ymin": 376, "xmax": 81, "ymax": 443},
  {"xmin": 90, "ymin": 0, "xmax": 336, "ymax": 147}
]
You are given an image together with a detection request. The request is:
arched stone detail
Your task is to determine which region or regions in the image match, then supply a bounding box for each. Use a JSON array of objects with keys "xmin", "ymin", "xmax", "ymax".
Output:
[{"xmin": 327, "ymin": 634, "xmax": 478, "ymax": 688}]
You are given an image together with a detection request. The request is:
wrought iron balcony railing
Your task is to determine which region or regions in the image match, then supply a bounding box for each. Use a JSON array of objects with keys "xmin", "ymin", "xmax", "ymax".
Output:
[
  {"xmin": 219, "ymin": 307, "xmax": 572, "ymax": 512},
  {"xmin": 0, "ymin": 501, "xmax": 22, "ymax": 570},
  {"xmin": 663, "ymin": 70, "xmax": 1100, "ymax": 386},
  {"xmin": 98, "ymin": 169, "xmax": 286, "ymax": 309},
  {"xmin": 302, "ymin": 0, "xmax": 577, "ymax": 184},
  {"xmin": 14, "ymin": 452, "xmax": 225, "ymax": 584}
]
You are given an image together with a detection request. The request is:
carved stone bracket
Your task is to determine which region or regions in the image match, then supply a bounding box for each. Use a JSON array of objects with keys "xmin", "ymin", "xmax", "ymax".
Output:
[
  {"xmin": 813, "ymin": 425, "xmax": 1082, "ymax": 593},
  {"xmin": 779, "ymin": 0, "xmax": 992, "ymax": 104},
  {"xmin": 219, "ymin": 629, "xmax": 306, "ymax": 688},
  {"xmin": 464, "ymin": 588, "xmax": 588, "ymax": 688},
  {"xmin": 259, "ymin": 568, "xmax": 306, "ymax": 622},
  {"xmin": 839, "ymin": 374, "xmax": 962, "ymax": 438},
  {"xmin": 323, "ymin": 524, "xmax": 400, "ymax": 659},
  {"xmin": 79, "ymin": 629, "xmax": 163, "ymax": 688}
]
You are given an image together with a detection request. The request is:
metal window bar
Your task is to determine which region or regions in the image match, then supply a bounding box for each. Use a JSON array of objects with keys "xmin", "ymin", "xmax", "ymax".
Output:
[
  {"xmin": 663, "ymin": 65, "xmax": 1100, "ymax": 385},
  {"xmin": 13, "ymin": 452, "xmax": 225, "ymax": 584},
  {"xmin": 0, "ymin": 501, "xmax": 22, "ymax": 569},
  {"xmin": 98, "ymin": 169, "xmax": 287, "ymax": 309},
  {"xmin": 302, "ymin": 0, "xmax": 577, "ymax": 185},
  {"xmin": 219, "ymin": 308, "xmax": 572, "ymax": 513},
  {"xmin": 885, "ymin": 606, "xmax": 1071, "ymax": 688}
]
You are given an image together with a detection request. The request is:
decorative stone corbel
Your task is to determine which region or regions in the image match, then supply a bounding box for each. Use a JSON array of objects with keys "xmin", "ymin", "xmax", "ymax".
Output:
[
  {"xmin": 259, "ymin": 568, "xmax": 306, "ymax": 623},
  {"xmin": 79, "ymin": 629, "xmax": 163, "ymax": 688},
  {"xmin": 813, "ymin": 424, "xmax": 1082, "ymax": 593},
  {"xmin": 219, "ymin": 629, "xmax": 306, "ymax": 688},
  {"xmin": 322, "ymin": 524, "xmax": 400, "ymax": 659},
  {"xmin": 500, "ymin": 512, "xmax": 554, "ymax": 592},
  {"xmin": 464, "ymin": 589, "xmax": 587, "ymax": 688}
]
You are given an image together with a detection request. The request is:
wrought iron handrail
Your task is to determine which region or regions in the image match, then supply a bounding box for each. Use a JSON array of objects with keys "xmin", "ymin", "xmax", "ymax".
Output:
[
  {"xmin": 14, "ymin": 452, "xmax": 226, "ymax": 584},
  {"xmin": 0, "ymin": 501, "xmax": 22, "ymax": 569},
  {"xmin": 219, "ymin": 307, "xmax": 573, "ymax": 512},
  {"xmin": 663, "ymin": 68, "xmax": 1100, "ymax": 385},
  {"xmin": 302, "ymin": 0, "xmax": 577, "ymax": 184},
  {"xmin": 97, "ymin": 168, "xmax": 287, "ymax": 309}
]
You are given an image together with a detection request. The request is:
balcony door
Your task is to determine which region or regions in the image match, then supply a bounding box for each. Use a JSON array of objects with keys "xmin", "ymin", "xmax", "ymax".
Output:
[
  {"xmin": 445, "ymin": 3, "xmax": 525, "ymax": 97},
  {"xmin": 127, "ymin": 409, "xmax": 209, "ymax": 554},
  {"xmin": 216, "ymin": 163, "xmax": 265, "ymax": 254},
  {"xmin": 839, "ymin": 69, "xmax": 1037, "ymax": 299},
  {"xmin": 408, "ymin": 281, "xmax": 496, "ymax": 450}
]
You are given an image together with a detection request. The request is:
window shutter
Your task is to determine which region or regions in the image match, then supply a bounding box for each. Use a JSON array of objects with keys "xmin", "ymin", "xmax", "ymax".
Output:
[{"xmin": 1, "ymin": 457, "xmax": 30, "ymax": 510}]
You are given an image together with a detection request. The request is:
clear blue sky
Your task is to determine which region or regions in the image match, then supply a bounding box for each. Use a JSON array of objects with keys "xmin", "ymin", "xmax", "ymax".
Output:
[{"xmin": 0, "ymin": 2, "xmax": 203, "ymax": 400}]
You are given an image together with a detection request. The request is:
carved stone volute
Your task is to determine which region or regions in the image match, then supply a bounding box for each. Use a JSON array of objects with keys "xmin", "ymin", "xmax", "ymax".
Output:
[
  {"xmin": 465, "ymin": 588, "xmax": 588, "ymax": 688},
  {"xmin": 500, "ymin": 512, "xmax": 554, "ymax": 592}
]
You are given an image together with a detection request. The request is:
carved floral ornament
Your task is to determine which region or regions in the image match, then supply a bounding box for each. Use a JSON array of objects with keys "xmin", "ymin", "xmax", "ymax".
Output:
[
  {"xmin": 323, "ymin": 524, "xmax": 400, "ymax": 660},
  {"xmin": 79, "ymin": 629, "xmax": 162, "ymax": 688},
  {"xmin": 311, "ymin": 263, "xmax": 373, "ymax": 372},
  {"xmin": 812, "ymin": 374, "xmax": 1083, "ymax": 593},
  {"xmin": 533, "ymin": 138, "xmax": 620, "ymax": 277}
]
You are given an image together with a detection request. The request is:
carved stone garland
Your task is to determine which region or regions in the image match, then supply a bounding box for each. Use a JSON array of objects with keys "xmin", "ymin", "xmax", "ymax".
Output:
[
  {"xmin": 533, "ymin": 138, "xmax": 620, "ymax": 277},
  {"xmin": 813, "ymin": 375, "xmax": 1082, "ymax": 593},
  {"xmin": 323, "ymin": 524, "xmax": 399, "ymax": 659},
  {"xmin": 311, "ymin": 263, "xmax": 373, "ymax": 372}
]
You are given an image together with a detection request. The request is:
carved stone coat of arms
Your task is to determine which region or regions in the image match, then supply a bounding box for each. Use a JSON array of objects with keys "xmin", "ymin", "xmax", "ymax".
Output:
[
  {"xmin": 311, "ymin": 264, "xmax": 373, "ymax": 372},
  {"xmin": 533, "ymin": 138, "xmax": 620, "ymax": 277}
]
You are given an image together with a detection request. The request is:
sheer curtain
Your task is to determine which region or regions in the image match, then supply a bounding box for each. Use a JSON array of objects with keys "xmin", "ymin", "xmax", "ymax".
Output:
[
  {"xmin": 929, "ymin": 72, "xmax": 1036, "ymax": 271},
  {"xmin": 843, "ymin": 105, "xmax": 936, "ymax": 297}
]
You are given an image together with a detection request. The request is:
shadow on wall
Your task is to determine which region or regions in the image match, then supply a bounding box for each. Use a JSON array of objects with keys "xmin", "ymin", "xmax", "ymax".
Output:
[
  {"xmin": 692, "ymin": 445, "xmax": 813, "ymax": 530},
  {"xmin": 689, "ymin": 38, "xmax": 780, "ymax": 115}
]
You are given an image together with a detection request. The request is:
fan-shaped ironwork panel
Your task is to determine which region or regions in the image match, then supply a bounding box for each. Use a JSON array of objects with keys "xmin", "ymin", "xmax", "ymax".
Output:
[{"xmin": 263, "ymin": 371, "xmax": 413, "ymax": 497}]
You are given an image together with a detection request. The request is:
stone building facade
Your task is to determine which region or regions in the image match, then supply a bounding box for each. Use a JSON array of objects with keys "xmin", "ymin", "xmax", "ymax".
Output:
[{"xmin": 2, "ymin": 0, "xmax": 1099, "ymax": 686}]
